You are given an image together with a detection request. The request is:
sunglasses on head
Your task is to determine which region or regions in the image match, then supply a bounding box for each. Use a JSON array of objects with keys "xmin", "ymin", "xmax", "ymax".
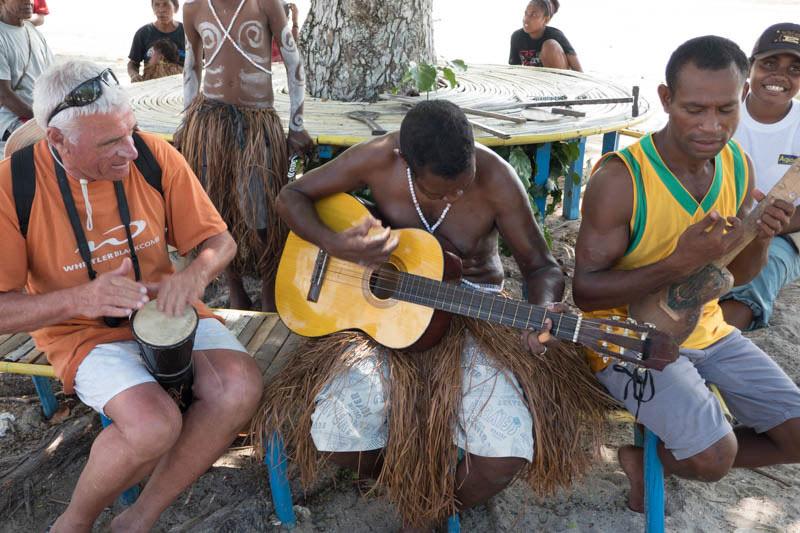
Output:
[{"xmin": 47, "ymin": 69, "xmax": 120, "ymax": 124}]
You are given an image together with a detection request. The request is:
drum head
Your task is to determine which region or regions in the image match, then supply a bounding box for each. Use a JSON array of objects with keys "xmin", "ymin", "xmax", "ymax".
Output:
[{"xmin": 132, "ymin": 300, "xmax": 199, "ymax": 348}]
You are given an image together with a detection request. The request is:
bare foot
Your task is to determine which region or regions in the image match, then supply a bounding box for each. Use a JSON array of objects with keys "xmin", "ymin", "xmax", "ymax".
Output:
[
  {"xmin": 618, "ymin": 445, "xmax": 645, "ymax": 513},
  {"xmin": 110, "ymin": 507, "xmax": 148, "ymax": 533}
]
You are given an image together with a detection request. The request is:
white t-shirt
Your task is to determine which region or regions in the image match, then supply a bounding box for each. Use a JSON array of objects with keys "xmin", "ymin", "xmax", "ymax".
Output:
[
  {"xmin": 734, "ymin": 99, "xmax": 800, "ymax": 206},
  {"xmin": 0, "ymin": 20, "xmax": 54, "ymax": 134}
]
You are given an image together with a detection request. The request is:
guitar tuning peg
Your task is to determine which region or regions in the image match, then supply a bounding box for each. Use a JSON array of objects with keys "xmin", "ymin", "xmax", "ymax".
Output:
[
  {"xmin": 644, "ymin": 322, "xmax": 656, "ymax": 329},
  {"xmin": 626, "ymin": 317, "xmax": 638, "ymax": 324},
  {"xmin": 611, "ymin": 315, "xmax": 621, "ymax": 321}
]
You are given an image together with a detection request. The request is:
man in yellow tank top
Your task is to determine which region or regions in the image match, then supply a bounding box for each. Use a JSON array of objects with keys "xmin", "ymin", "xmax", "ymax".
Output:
[{"xmin": 574, "ymin": 36, "xmax": 800, "ymax": 513}]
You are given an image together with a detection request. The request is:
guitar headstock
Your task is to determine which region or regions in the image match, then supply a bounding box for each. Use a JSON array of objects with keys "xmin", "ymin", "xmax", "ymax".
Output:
[{"xmin": 583, "ymin": 316, "xmax": 679, "ymax": 371}]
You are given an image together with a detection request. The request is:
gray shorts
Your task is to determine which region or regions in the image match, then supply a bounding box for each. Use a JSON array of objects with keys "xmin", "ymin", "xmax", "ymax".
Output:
[
  {"xmin": 74, "ymin": 318, "xmax": 247, "ymax": 416},
  {"xmin": 309, "ymin": 332, "xmax": 535, "ymax": 461},
  {"xmin": 596, "ymin": 329, "xmax": 800, "ymax": 460}
]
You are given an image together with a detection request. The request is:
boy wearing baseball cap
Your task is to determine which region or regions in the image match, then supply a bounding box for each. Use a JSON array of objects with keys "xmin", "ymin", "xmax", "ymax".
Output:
[{"xmin": 721, "ymin": 23, "xmax": 800, "ymax": 331}]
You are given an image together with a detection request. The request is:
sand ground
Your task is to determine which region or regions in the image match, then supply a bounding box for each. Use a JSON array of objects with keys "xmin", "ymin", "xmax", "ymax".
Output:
[{"xmin": 2, "ymin": 1, "xmax": 800, "ymax": 532}]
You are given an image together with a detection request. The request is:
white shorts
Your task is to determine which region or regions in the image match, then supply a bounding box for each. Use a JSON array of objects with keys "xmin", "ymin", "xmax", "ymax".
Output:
[
  {"xmin": 310, "ymin": 332, "xmax": 535, "ymax": 461},
  {"xmin": 74, "ymin": 318, "xmax": 247, "ymax": 416}
]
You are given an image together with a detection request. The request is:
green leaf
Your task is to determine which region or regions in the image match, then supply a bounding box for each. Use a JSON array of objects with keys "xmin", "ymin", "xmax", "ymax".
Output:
[
  {"xmin": 409, "ymin": 61, "xmax": 437, "ymax": 94},
  {"xmin": 450, "ymin": 59, "xmax": 468, "ymax": 71},
  {"xmin": 508, "ymin": 146, "xmax": 532, "ymax": 189},
  {"xmin": 570, "ymin": 171, "xmax": 581, "ymax": 186},
  {"xmin": 440, "ymin": 67, "xmax": 457, "ymax": 88}
]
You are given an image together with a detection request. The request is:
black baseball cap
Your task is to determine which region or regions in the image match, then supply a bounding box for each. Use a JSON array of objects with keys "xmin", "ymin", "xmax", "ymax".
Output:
[{"xmin": 751, "ymin": 23, "xmax": 800, "ymax": 61}]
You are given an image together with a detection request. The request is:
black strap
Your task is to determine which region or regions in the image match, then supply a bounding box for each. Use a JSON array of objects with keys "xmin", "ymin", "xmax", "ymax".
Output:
[
  {"xmin": 113, "ymin": 180, "xmax": 142, "ymax": 280},
  {"xmin": 612, "ymin": 363, "xmax": 655, "ymax": 423},
  {"xmin": 132, "ymin": 131, "xmax": 162, "ymax": 195},
  {"xmin": 11, "ymin": 133, "xmax": 162, "ymax": 240},
  {"xmin": 52, "ymin": 149, "xmax": 99, "ymax": 280},
  {"xmin": 10, "ymin": 144, "xmax": 36, "ymax": 239}
]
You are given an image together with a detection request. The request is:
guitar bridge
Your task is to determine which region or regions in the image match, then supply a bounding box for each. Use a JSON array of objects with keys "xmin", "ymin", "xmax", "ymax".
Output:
[{"xmin": 307, "ymin": 249, "xmax": 330, "ymax": 302}]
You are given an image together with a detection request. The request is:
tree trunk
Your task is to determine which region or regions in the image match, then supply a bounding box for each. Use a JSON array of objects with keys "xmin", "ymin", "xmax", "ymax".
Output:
[{"xmin": 299, "ymin": 0, "xmax": 435, "ymax": 102}]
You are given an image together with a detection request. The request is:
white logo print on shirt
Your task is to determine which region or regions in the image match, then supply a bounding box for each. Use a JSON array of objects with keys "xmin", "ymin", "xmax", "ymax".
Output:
[{"xmin": 74, "ymin": 220, "xmax": 147, "ymax": 253}]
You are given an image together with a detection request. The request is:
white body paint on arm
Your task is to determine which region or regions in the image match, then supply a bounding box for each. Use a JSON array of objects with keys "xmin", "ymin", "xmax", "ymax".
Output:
[
  {"xmin": 184, "ymin": 42, "xmax": 200, "ymax": 106},
  {"xmin": 279, "ymin": 21, "xmax": 305, "ymax": 131}
]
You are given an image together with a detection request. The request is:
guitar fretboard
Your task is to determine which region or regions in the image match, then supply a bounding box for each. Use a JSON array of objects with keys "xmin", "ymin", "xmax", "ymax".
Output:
[{"xmin": 394, "ymin": 272, "xmax": 581, "ymax": 342}]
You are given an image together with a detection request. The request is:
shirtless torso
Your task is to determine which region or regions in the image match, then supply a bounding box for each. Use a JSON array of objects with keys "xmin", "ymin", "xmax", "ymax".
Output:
[
  {"xmin": 182, "ymin": 0, "xmax": 311, "ymax": 153},
  {"xmin": 277, "ymin": 133, "xmax": 564, "ymax": 304}
]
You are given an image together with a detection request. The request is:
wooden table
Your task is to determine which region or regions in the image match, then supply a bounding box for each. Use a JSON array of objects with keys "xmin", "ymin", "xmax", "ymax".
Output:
[{"xmin": 126, "ymin": 65, "xmax": 652, "ymax": 219}]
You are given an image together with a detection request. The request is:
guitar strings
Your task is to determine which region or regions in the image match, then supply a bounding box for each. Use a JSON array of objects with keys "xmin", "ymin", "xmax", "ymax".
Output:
[
  {"xmin": 307, "ymin": 258, "xmax": 650, "ymax": 350},
  {"xmin": 320, "ymin": 261, "xmax": 642, "ymax": 338}
]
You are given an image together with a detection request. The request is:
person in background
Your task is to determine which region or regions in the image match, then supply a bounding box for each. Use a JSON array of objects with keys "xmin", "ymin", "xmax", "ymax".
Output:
[
  {"xmin": 720, "ymin": 23, "xmax": 800, "ymax": 331},
  {"xmin": 128, "ymin": 0, "xmax": 185, "ymax": 83},
  {"xmin": 29, "ymin": 0, "xmax": 47, "ymax": 26},
  {"xmin": 509, "ymin": 0, "xmax": 582, "ymax": 72},
  {"xmin": 271, "ymin": 1, "xmax": 298, "ymax": 63},
  {"xmin": 140, "ymin": 38, "xmax": 183, "ymax": 81},
  {"xmin": 0, "ymin": 0, "xmax": 54, "ymax": 141}
]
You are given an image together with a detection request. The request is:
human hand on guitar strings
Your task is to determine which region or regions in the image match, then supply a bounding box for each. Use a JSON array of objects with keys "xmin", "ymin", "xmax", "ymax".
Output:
[
  {"xmin": 668, "ymin": 210, "xmax": 746, "ymax": 275},
  {"xmin": 520, "ymin": 302, "xmax": 569, "ymax": 355},
  {"xmin": 329, "ymin": 216, "xmax": 400, "ymax": 268},
  {"xmin": 752, "ymin": 188, "xmax": 795, "ymax": 239}
]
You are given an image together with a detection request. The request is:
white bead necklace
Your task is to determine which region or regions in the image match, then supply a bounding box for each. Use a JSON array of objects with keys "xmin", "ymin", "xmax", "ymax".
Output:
[{"xmin": 407, "ymin": 167, "xmax": 451, "ymax": 234}]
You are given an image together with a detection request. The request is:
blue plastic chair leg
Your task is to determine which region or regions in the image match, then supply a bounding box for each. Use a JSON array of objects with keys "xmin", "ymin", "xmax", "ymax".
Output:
[
  {"xmin": 99, "ymin": 414, "xmax": 140, "ymax": 506},
  {"xmin": 562, "ymin": 137, "xmax": 588, "ymax": 220},
  {"xmin": 533, "ymin": 142, "xmax": 552, "ymax": 217},
  {"xmin": 266, "ymin": 432, "xmax": 297, "ymax": 529},
  {"xmin": 31, "ymin": 375, "xmax": 58, "ymax": 419},
  {"xmin": 643, "ymin": 428, "xmax": 665, "ymax": 533},
  {"xmin": 601, "ymin": 130, "xmax": 620, "ymax": 155}
]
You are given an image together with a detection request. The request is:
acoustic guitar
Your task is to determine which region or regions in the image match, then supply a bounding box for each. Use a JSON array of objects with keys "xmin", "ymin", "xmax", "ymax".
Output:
[
  {"xmin": 276, "ymin": 193, "xmax": 679, "ymax": 370},
  {"xmin": 629, "ymin": 156, "xmax": 800, "ymax": 344}
]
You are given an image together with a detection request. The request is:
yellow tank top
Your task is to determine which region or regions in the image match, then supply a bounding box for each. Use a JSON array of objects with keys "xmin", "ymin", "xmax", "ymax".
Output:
[{"xmin": 585, "ymin": 134, "xmax": 749, "ymax": 372}]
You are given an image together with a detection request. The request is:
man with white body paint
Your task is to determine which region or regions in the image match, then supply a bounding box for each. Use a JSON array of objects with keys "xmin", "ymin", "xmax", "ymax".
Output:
[{"xmin": 180, "ymin": 0, "xmax": 313, "ymax": 312}]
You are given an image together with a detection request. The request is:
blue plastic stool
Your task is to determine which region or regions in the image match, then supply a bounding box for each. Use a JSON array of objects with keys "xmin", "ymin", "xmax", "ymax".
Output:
[
  {"xmin": 634, "ymin": 425, "xmax": 664, "ymax": 533},
  {"xmin": 633, "ymin": 385, "xmax": 730, "ymax": 533},
  {"xmin": 264, "ymin": 432, "xmax": 462, "ymax": 531},
  {"xmin": 31, "ymin": 375, "xmax": 59, "ymax": 419},
  {"xmin": 99, "ymin": 414, "xmax": 141, "ymax": 506}
]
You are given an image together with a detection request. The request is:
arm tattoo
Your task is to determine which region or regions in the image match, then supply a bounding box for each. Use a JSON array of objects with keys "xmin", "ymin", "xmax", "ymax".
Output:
[{"xmin": 279, "ymin": 21, "xmax": 305, "ymax": 132}]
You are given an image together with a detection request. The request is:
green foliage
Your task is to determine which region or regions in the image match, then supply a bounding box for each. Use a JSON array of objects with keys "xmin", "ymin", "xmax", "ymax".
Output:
[
  {"xmin": 392, "ymin": 59, "xmax": 468, "ymax": 99},
  {"xmin": 495, "ymin": 141, "xmax": 583, "ymax": 255}
]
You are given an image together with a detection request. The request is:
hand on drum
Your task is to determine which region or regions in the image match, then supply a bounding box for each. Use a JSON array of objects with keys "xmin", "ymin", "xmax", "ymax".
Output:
[
  {"xmin": 520, "ymin": 302, "xmax": 567, "ymax": 356},
  {"xmin": 73, "ymin": 258, "xmax": 149, "ymax": 318},
  {"xmin": 144, "ymin": 268, "xmax": 206, "ymax": 317}
]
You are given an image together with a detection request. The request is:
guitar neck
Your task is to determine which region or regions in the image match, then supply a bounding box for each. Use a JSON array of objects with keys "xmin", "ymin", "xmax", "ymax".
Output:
[
  {"xmin": 715, "ymin": 157, "xmax": 800, "ymax": 268},
  {"xmin": 395, "ymin": 272, "xmax": 582, "ymax": 342}
]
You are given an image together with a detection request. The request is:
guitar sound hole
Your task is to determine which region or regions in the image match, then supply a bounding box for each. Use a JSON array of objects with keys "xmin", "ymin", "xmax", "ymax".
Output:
[{"xmin": 369, "ymin": 263, "xmax": 400, "ymax": 300}]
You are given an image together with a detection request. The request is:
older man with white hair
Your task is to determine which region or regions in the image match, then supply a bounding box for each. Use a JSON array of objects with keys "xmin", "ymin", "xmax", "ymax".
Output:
[{"xmin": 0, "ymin": 59, "xmax": 263, "ymax": 532}]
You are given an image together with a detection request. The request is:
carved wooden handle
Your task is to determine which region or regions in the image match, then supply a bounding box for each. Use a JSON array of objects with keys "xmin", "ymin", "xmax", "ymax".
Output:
[{"xmin": 714, "ymin": 157, "xmax": 800, "ymax": 268}]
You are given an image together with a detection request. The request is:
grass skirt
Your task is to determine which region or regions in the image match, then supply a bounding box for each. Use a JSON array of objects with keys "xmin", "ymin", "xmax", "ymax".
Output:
[
  {"xmin": 180, "ymin": 95, "xmax": 288, "ymax": 279},
  {"xmin": 252, "ymin": 316, "xmax": 614, "ymax": 525}
]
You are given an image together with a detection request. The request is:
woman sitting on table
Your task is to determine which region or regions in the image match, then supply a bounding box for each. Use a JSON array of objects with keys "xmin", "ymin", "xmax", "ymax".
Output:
[
  {"xmin": 509, "ymin": 0, "xmax": 583, "ymax": 72},
  {"xmin": 128, "ymin": 0, "xmax": 185, "ymax": 83}
]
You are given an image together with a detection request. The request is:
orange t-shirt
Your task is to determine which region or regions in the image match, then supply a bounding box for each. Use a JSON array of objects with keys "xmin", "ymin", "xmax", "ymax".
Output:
[{"xmin": 0, "ymin": 133, "xmax": 227, "ymax": 393}]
